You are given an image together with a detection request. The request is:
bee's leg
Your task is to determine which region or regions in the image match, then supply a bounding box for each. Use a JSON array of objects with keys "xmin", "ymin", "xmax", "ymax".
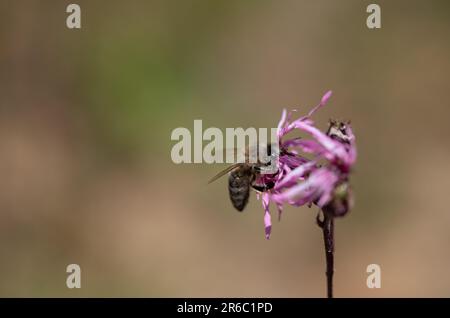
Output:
[
  {"xmin": 253, "ymin": 166, "xmax": 262, "ymax": 173},
  {"xmin": 251, "ymin": 181, "xmax": 275, "ymax": 192}
]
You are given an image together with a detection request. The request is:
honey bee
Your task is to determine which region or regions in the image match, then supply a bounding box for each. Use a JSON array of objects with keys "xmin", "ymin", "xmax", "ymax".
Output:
[{"xmin": 208, "ymin": 144, "xmax": 277, "ymax": 212}]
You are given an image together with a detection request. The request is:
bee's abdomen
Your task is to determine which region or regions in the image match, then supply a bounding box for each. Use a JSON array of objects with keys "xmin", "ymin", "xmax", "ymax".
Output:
[{"xmin": 228, "ymin": 171, "xmax": 251, "ymax": 212}]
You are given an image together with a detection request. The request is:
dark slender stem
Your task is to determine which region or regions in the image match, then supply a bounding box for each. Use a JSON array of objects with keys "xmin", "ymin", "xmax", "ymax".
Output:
[{"xmin": 318, "ymin": 211, "xmax": 334, "ymax": 298}]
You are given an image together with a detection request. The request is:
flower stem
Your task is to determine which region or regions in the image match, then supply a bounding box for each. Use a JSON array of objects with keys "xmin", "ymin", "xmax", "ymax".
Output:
[{"xmin": 318, "ymin": 211, "xmax": 334, "ymax": 298}]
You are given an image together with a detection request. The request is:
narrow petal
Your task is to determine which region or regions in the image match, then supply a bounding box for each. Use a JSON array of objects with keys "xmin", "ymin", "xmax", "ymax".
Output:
[
  {"xmin": 276, "ymin": 203, "xmax": 283, "ymax": 221},
  {"xmin": 264, "ymin": 212, "xmax": 272, "ymax": 239},
  {"xmin": 279, "ymin": 154, "xmax": 310, "ymax": 169},
  {"xmin": 277, "ymin": 109, "xmax": 287, "ymax": 139},
  {"xmin": 272, "ymin": 168, "xmax": 338, "ymax": 208},
  {"xmin": 285, "ymin": 139, "xmax": 327, "ymax": 156},
  {"xmin": 262, "ymin": 193, "xmax": 272, "ymax": 239},
  {"xmin": 321, "ymin": 90, "xmax": 333, "ymax": 105},
  {"xmin": 275, "ymin": 160, "xmax": 316, "ymax": 190},
  {"xmin": 307, "ymin": 90, "xmax": 333, "ymax": 118},
  {"xmin": 294, "ymin": 121, "xmax": 348, "ymax": 161},
  {"xmin": 271, "ymin": 181, "xmax": 313, "ymax": 206}
]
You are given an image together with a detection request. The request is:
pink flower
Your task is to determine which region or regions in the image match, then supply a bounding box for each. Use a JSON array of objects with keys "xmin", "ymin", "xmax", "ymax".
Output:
[{"xmin": 258, "ymin": 91, "xmax": 356, "ymax": 239}]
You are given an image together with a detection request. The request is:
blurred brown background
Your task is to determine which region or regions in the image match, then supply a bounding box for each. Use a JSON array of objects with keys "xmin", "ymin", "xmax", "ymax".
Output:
[{"xmin": 0, "ymin": 0, "xmax": 449, "ymax": 297}]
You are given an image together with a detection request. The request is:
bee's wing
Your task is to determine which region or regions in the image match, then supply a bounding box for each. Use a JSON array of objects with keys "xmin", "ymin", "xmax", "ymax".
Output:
[
  {"xmin": 208, "ymin": 164, "xmax": 242, "ymax": 184},
  {"xmin": 215, "ymin": 147, "xmax": 242, "ymax": 159},
  {"xmin": 206, "ymin": 147, "xmax": 250, "ymax": 165}
]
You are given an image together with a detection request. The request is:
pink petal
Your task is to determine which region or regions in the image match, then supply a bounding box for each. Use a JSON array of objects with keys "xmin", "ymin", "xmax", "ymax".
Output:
[
  {"xmin": 294, "ymin": 121, "xmax": 348, "ymax": 161},
  {"xmin": 279, "ymin": 154, "xmax": 310, "ymax": 169},
  {"xmin": 286, "ymin": 139, "xmax": 327, "ymax": 156},
  {"xmin": 307, "ymin": 90, "xmax": 333, "ymax": 118},
  {"xmin": 275, "ymin": 161, "xmax": 316, "ymax": 190},
  {"xmin": 276, "ymin": 203, "xmax": 283, "ymax": 221},
  {"xmin": 321, "ymin": 90, "xmax": 333, "ymax": 105},
  {"xmin": 272, "ymin": 168, "xmax": 338, "ymax": 208},
  {"xmin": 262, "ymin": 193, "xmax": 272, "ymax": 239},
  {"xmin": 277, "ymin": 109, "xmax": 288, "ymax": 139}
]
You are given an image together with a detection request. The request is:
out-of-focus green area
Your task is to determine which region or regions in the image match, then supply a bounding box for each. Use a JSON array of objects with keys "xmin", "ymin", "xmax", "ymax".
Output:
[{"xmin": 1, "ymin": 0, "xmax": 450, "ymax": 297}]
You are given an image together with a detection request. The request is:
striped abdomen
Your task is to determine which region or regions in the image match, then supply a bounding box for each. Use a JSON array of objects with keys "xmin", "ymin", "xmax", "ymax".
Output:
[{"xmin": 228, "ymin": 167, "xmax": 254, "ymax": 212}]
